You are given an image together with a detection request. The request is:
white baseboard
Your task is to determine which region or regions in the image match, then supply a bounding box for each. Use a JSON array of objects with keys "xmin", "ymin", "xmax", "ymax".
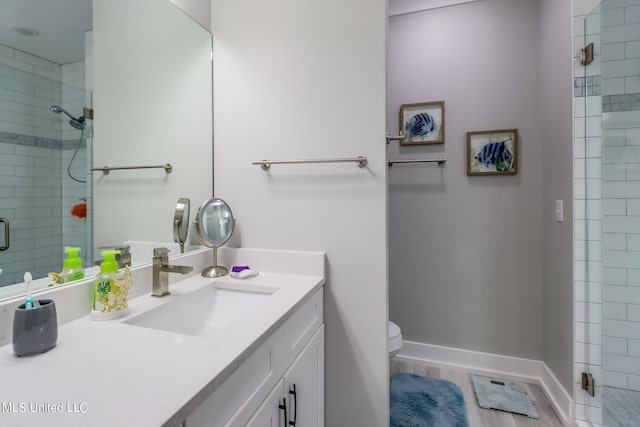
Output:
[{"xmin": 395, "ymin": 340, "xmax": 575, "ymax": 426}]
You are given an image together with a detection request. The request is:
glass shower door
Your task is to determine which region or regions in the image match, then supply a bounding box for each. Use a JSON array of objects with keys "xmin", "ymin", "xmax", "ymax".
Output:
[{"xmin": 585, "ymin": 1, "xmax": 640, "ymax": 426}]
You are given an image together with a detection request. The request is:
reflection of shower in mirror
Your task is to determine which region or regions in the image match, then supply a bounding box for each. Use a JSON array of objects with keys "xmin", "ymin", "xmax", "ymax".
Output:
[{"xmin": 50, "ymin": 104, "xmax": 87, "ymax": 183}]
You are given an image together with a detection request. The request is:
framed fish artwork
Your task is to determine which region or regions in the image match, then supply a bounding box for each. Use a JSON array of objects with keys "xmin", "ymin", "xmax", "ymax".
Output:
[
  {"xmin": 467, "ymin": 129, "xmax": 518, "ymax": 176},
  {"xmin": 399, "ymin": 101, "xmax": 445, "ymax": 145}
]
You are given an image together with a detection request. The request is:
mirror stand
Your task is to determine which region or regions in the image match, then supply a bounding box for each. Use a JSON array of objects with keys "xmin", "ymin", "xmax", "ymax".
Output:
[
  {"xmin": 202, "ymin": 246, "xmax": 228, "ymax": 278},
  {"xmin": 195, "ymin": 198, "xmax": 235, "ymax": 278}
]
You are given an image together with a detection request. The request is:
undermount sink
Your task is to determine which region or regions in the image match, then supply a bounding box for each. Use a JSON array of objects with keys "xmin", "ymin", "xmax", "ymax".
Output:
[{"xmin": 124, "ymin": 281, "xmax": 280, "ymax": 337}]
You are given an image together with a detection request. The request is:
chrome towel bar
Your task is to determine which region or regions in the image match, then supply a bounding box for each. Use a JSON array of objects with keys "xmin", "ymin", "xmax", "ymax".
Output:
[
  {"xmin": 386, "ymin": 132, "xmax": 405, "ymax": 144},
  {"xmin": 91, "ymin": 163, "xmax": 173, "ymax": 175},
  {"xmin": 252, "ymin": 156, "xmax": 368, "ymax": 171},
  {"xmin": 388, "ymin": 158, "xmax": 446, "ymax": 168}
]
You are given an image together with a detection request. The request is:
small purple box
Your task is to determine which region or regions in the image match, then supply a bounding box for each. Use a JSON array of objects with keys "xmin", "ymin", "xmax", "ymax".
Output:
[{"xmin": 231, "ymin": 265, "xmax": 250, "ymax": 273}]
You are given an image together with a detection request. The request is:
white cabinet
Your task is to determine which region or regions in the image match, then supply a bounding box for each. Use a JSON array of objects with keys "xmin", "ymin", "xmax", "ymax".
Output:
[
  {"xmin": 282, "ymin": 326, "xmax": 324, "ymax": 427},
  {"xmin": 185, "ymin": 288, "xmax": 323, "ymax": 427},
  {"xmin": 247, "ymin": 326, "xmax": 324, "ymax": 427}
]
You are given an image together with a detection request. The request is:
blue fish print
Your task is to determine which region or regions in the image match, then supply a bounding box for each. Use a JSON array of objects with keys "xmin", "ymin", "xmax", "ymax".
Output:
[
  {"xmin": 407, "ymin": 113, "xmax": 435, "ymax": 137},
  {"xmin": 475, "ymin": 138, "xmax": 514, "ymax": 170}
]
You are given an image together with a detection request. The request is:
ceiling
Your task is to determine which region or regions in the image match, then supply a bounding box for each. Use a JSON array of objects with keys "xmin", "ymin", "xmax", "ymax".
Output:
[{"xmin": 0, "ymin": 0, "xmax": 92, "ymax": 65}]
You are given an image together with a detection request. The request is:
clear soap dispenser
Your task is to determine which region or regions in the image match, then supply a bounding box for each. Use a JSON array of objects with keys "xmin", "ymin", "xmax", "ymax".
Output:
[
  {"xmin": 90, "ymin": 250, "xmax": 132, "ymax": 321},
  {"xmin": 60, "ymin": 246, "xmax": 85, "ymax": 283}
]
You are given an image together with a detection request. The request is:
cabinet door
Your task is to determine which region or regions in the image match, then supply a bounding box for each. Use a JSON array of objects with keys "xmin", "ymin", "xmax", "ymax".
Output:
[
  {"xmin": 246, "ymin": 379, "xmax": 285, "ymax": 427},
  {"xmin": 283, "ymin": 325, "xmax": 324, "ymax": 427}
]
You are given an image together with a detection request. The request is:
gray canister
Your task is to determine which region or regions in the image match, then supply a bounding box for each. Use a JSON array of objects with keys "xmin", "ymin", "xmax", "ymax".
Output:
[{"xmin": 13, "ymin": 299, "xmax": 58, "ymax": 357}]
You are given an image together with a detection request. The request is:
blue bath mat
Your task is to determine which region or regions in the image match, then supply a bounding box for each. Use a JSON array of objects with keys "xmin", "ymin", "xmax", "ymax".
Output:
[{"xmin": 390, "ymin": 373, "xmax": 471, "ymax": 427}]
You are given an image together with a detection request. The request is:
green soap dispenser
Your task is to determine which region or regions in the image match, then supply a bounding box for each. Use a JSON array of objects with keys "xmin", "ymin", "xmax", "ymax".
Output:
[
  {"xmin": 90, "ymin": 250, "xmax": 132, "ymax": 321},
  {"xmin": 60, "ymin": 247, "xmax": 84, "ymax": 283}
]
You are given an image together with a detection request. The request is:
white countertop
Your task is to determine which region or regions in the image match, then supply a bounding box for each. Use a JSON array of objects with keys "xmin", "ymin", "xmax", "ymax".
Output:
[{"xmin": 0, "ymin": 265, "xmax": 324, "ymax": 426}]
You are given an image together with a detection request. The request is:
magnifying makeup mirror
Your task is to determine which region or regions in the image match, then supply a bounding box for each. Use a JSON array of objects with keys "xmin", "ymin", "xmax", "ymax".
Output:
[
  {"xmin": 194, "ymin": 198, "xmax": 235, "ymax": 277},
  {"xmin": 173, "ymin": 198, "xmax": 190, "ymax": 253}
]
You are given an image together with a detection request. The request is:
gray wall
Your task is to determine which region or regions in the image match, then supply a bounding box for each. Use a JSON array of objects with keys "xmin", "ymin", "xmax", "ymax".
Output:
[
  {"xmin": 540, "ymin": 0, "xmax": 574, "ymax": 394},
  {"xmin": 387, "ymin": 0, "xmax": 545, "ymax": 360}
]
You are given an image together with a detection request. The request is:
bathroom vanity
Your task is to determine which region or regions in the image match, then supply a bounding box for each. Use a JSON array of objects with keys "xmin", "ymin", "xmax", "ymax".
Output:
[{"xmin": 0, "ymin": 248, "xmax": 325, "ymax": 427}]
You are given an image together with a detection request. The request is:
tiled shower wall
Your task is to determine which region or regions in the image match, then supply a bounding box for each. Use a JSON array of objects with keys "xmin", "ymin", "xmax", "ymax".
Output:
[
  {"xmin": 0, "ymin": 40, "xmax": 90, "ymax": 287},
  {"xmin": 599, "ymin": 0, "xmax": 640, "ymax": 396}
]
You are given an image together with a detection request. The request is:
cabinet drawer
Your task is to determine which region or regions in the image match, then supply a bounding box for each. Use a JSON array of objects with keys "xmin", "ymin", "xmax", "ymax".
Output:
[{"xmin": 186, "ymin": 333, "xmax": 280, "ymax": 427}]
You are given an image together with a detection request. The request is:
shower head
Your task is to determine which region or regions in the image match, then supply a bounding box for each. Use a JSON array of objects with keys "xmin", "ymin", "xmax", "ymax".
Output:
[
  {"xmin": 50, "ymin": 105, "xmax": 85, "ymax": 130},
  {"xmin": 69, "ymin": 118, "xmax": 85, "ymax": 130}
]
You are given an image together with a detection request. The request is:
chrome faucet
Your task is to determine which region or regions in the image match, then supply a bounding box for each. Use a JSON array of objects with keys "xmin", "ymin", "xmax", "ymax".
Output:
[{"xmin": 152, "ymin": 247, "xmax": 193, "ymax": 297}]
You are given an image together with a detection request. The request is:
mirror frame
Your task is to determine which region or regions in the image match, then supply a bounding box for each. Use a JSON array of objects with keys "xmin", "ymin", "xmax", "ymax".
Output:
[
  {"xmin": 195, "ymin": 198, "xmax": 235, "ymax": 278},
  {"xmin": 173, "ymin": 198, "xmax": 191, "ymax": 253},
  {"xmin": 194, "ymin": 198, "xmax": 235, "ymax": 248}
]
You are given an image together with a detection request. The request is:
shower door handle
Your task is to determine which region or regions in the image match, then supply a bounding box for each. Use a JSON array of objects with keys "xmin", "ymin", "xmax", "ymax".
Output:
[{"xmin": 0, "ymin": 218, "xmax": 9, "ymax": 251}]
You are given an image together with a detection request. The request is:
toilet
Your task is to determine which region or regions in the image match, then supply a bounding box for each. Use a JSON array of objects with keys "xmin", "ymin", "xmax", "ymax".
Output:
[{"xmin": 388, "ymin": 321, "xmax": 403, "ymax": 359}]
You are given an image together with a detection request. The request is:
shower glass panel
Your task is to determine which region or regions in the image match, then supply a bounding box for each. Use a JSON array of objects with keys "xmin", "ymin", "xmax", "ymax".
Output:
[
  {"xmin": 585, "ymin": 1, "xmax": 640, "ymax": 426},
  {"xmin": 0, "ymin": 62, "xmax": 92, "ymax": 288}
]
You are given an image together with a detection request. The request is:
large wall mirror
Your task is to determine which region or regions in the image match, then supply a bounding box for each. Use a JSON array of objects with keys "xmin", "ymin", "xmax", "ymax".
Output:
[{"xmin": 0, "ymin": 0, "xmax": 213, "ymax": 299}]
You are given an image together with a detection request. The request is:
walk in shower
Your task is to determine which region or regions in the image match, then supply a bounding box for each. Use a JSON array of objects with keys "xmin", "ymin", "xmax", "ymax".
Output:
[
  {"xmin": 0, "ymin": 60, "xmax": 92, "ymax": 288},
  {"xmin": 579, "ymin": 1, "xmax": 640, "ymax": 426}
]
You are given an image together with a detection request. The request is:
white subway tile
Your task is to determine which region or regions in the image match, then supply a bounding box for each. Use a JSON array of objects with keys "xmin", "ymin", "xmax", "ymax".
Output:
[
  {"xmin": 603, "ymin": 318, "xmax": 640, "ymax": 339},
  {"xmin": 576, "ymin": 281, "xmax": 587, "ymax": 302},
  {"xmin": 604, "ymin": 284, "xmax": 640, "ymax": 303},
  {"xmin": 604, "ymin": 233, "xmax": 627, "ymax": 250},
  {"xmin": 575, "ymin": 16, "xmax": 587, "ymax": 37},
  {"xmin": 603, "ymin": 335, "xmax": 628, "ymax": 356},
  {"xmin": 588, "ymin": 179, "xmax": 602, "ymax": 199},
  {"xmin": 576, "ymin": 199, "xmax": 587, "ymax": 220},
  {"xmin": 626, "ymin": 40, "xmax": 640, "ymax": 58},
  {"xmin": 627, "ymin": 164, "xmax": 640, "ymax": 180},
  {"xmin": 603, "ymin": 146, "xmax": 640, "ymax": 164},
  {"xmin": 628, "ymin": 200, "xmax": 640, "ymax": 216},
  {"xmin": 627, "ymin": 128, "xmax": 640, "ymax": 146},
  {"xmin": 576, "ymin": 118, "xmax": 587, "ymax": 139},
  {"xmin": 576, "ymin": 260, "xmax": 588, "ymax": 282},
  {"xmin": 603, "ymin": 6, "xmax": 626, "ymax": 26},
  {"xmin": 13, "ymin": 51, "xmax": 52, "ymax": 71},
  {"xmin": 588, "ymin": 121, "xmax": 603, "ymax": 140},
  {"xmin": 604, "ymin": 215, "xmax": 640, "ymax": 233},
  {"xmin": 628, "ymin": 234, "xmax": 640, "ymax": 252},
  {"xmin": 628, "ymin": 304, "xmax": 640, "ymax": 322},
  {"xmin": 575, "ymin": 96, "xmax": 586, "ymax": 119},
  {"xmin": 603, "ymin": 77, "xmax": 625, "ymax": 95},
  {"xmin": 589, "ymin": 200, "xmax": 603, "ymax": 219},
  {"xmin": 603, "ymin": 370, "xmax": 628, "ymax": 388},
  {"xmin": 604, "ymin": 250, "xmax": 640, "ymax": 268},
  {"xmin": 575, "ymin": 158, "xmax": 587, "ymax": 179},
  {"xmin": 625, "ymin": 5, "xmax": 640, "ymax": 24},
  {"xmin": 628, "ymin": 374, "xmax": 640, "ymax": 391},
  {"xmin": 630, "ymin": 339, "xmax": 640, "ymax": 357},
  {"xmin": 575, "ymin": 179, "xmax": 588, "ymax": 200},
  {"xmin": 626, "ymin": 75, "xmax": 640, "ymax": 93},
  {"xmin": 628, "ymin": 269, "xmax": 640, "ymax": 286},
  {"xmin": 576, "ymin": 137, "xmax": 587, "ymax": 158},
  {"xmin": 602, "ymin": 42, "xmax": 626, "ymax": 61},
  {"xmin": 604, "ymin": 302, "xmax": 628, "ymax": 320},
  {"xmin": 602, "ymin": 353, "xmax": 640, "ymax": 375},
  {"xmin": 602, "ymin": 23, "xmax": 640, "ymax": 45},
  {"xmin": 587, "ymin": 158, "xmax": 602, "ymax": 179},
  {"xmin": 602, "ymin": 129, "xmax": 626, "ymax": 147}
]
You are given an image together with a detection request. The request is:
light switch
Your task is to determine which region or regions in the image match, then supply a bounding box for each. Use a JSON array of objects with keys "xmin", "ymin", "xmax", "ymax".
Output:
[{"xmin": 555, "ymin": 200, "xmax": 564, "ymax": 223}]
